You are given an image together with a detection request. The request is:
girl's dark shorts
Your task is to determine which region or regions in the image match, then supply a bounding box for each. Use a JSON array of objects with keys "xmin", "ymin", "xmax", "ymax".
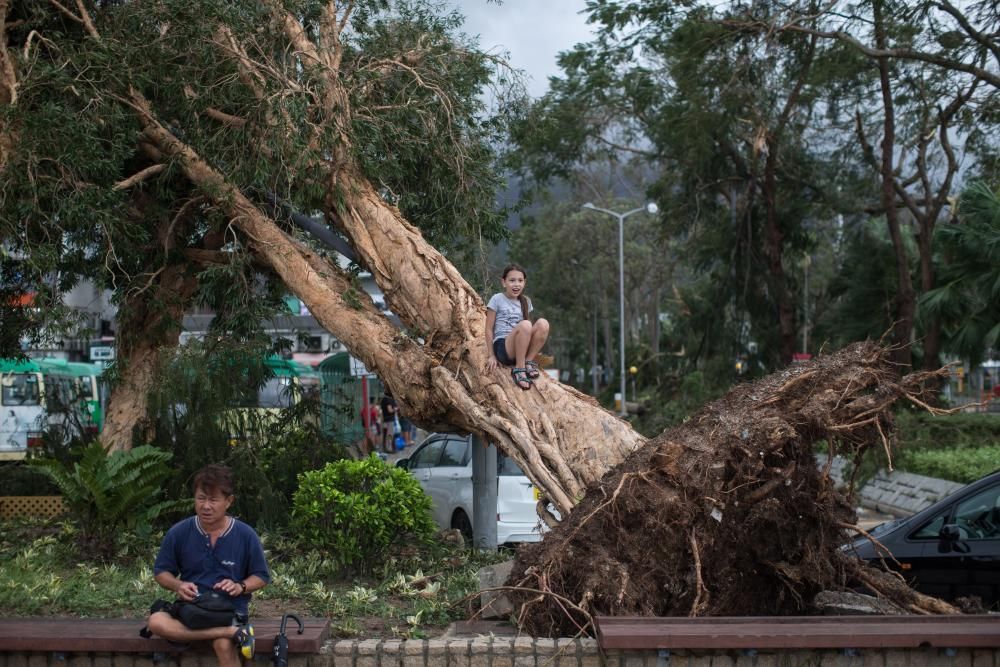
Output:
[{"xmin": 493, "ymin": 338, "xmax": 514, "ymax": 367}]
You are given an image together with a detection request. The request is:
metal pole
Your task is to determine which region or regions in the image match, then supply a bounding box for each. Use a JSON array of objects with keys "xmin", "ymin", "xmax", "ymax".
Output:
[
  {"xmin": 618, "ymin": 212, "xmax": 627, "ymax": 417},
  {"xmin": 581, "ymin": 202, "xmax": 657, "ymax": 417},
  {"xmin": 471, "ymin": 434, "xmax": 498, "ymax": 550}
]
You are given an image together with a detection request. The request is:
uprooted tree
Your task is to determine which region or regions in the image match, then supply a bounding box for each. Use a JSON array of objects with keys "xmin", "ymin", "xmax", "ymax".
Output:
[
  {"xmin": 509, "ymin": 341, "xmax": 959, "ymax": 635},
  {"xmin": 0, "ymin": 1, "xmax": 965, "ymax": 621}
]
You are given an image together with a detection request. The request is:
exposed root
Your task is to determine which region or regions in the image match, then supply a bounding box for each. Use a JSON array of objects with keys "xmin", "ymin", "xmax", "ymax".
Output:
[
  {"xmin": 507, "ymin": 343, "xmax": 958, "ymax": 637},
  {"xmin": 689, "ymin": 532, "xmax": 708, "ymax": 617}
]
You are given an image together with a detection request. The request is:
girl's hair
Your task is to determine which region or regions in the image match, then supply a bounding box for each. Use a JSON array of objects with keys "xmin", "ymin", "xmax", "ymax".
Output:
[{"xmin": 502, "ymin": 264, "xmax": 530, "ymax": 321}]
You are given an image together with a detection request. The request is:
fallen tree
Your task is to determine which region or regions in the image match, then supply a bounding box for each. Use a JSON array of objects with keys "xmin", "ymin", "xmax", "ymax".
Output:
[
  {"xmin": 0, "ymin": 0, "xmax": 642, "ymax": 513},
  {"xmin": 508, "ymin": 341, "xmax": 958, "ymax": 636}
]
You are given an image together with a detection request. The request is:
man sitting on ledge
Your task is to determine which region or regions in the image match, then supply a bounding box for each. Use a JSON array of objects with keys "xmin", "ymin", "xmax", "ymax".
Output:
[{"xmin": 146, "ymin": 464, "xmax": 270, "ymax": 666}]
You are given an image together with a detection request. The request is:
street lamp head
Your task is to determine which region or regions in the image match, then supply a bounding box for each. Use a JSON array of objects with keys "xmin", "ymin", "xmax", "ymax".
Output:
[
  {"xmin": 582, "ymin": 202, "xmax": 596, "ymax": 210},
  {"xmin": 646, "ymin": 202, "xmax": 658, "ymax": 215}
]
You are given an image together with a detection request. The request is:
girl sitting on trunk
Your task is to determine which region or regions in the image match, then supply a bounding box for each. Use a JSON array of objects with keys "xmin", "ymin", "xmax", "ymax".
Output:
[{"xmin": 484, "ymin": 264, "xmax": 550, "ymax": 390}]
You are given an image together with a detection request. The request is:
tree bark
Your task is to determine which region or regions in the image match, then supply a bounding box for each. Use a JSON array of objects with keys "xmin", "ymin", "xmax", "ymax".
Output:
[
  {"xmin": 648, "ymin": 285, "xmax": 660, "ymax": 358},
  {"xmin": 873, "ymin": 0, "xmax": 914, "ymax": 370},
  {"xmin": 0, "ymin": 0, "xmax": 16, "ymax": 170},
  {"xmin": 132, "ymin": 104, "xmax": 645, "ymax": 515},
  {"xmin": 763, "ymin": 143, "xmax": 796, "ymax": 365},
  {"xmin": 102, "ymin": 262, "xmax": 199, "ymax": 451}
]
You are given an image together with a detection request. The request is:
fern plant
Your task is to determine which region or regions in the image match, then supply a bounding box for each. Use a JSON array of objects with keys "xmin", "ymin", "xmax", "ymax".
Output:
[{"xmin": 31, "ymin": 442, "xmax": 187, "ymax": 559}]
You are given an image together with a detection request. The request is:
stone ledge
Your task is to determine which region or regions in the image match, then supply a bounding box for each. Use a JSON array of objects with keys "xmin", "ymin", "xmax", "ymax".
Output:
[{"xmin": 3, "ymin": 642, "xmax": 993, "ymax": 667}]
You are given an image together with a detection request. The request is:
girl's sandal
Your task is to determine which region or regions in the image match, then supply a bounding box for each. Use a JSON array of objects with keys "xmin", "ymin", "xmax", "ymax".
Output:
[
  {"xmin": 525, "ymin": 360, "xmax": 541, "ymax": 379},
  {"xmin": 511, "ymin": 367, "xmax": 533, "ymax": 390}
]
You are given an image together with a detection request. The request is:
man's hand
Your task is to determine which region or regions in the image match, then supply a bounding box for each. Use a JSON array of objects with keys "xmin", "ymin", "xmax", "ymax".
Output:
[
  {"xmin": 176, "ymin": 581, "xmax": 199, "ymax": 601},
  {"xmin": 485, "ymin": 356, "xmax": 498, "ymax": 372},
  {"xmin": 214, "ymin": 578, "xmax": 245, "ymax": 597}
]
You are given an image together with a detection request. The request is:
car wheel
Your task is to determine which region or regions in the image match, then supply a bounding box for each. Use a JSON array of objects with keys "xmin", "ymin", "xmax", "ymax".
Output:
[{"xmin": 451, "ymin": 510, "xmax": 473, "ymax": 544}]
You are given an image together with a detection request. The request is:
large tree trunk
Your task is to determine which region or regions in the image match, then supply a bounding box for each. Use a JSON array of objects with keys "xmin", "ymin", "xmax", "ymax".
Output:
[
  {"xmin": 133, "ymin": 106, "xmax": 644, "ymax": 515},
  {"xmin": 917, "ymin": 218, "xmax": 942, "ymax": 370},
  {"xmin": 763, "ymin": 145, "xmax": 796, "ymax": 364},
  {"xmin": 873, "ymin": 0, "xmax": 915, "ymax": 370},
  {"xmin": 0, "ymin": 0, "xmax": 16, "ymax": 170},
  {"xmin": 102, "ymin": 261, "xmax": 199, "ymax": 451}
]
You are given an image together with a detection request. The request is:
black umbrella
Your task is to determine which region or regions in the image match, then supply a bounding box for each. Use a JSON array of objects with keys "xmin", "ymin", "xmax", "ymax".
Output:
[{"xmin": 272, "ymin": 614, "xmax": 304, "ymax": 667}]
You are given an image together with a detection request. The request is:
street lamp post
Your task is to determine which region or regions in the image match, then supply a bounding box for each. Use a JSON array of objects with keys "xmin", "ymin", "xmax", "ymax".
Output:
[{"xmin": 581, "ymin": 201, "xmax": 658, "ymax": 417}]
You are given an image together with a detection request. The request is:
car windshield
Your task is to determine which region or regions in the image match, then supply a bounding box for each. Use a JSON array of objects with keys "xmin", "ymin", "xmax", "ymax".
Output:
[{"xmin": 869, "ymin": 517, "xmax": 903, "ymax": 537}]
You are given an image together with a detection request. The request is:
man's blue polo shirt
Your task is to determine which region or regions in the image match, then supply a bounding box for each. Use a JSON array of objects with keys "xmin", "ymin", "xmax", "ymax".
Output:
[{"xmin": 154, "ymin": 515, "xmax": 270, "ymax": 615}]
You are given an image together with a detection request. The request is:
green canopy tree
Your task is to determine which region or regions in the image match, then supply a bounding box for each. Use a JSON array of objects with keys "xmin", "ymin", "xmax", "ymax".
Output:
[
  {"xmin": 511, "ymin": 0, "xmax": 842, "ymax": 368},
  {"xmin": 920, "ymin": 182, "xmax": 1000, "ymax": 367},
  {"xmin": 733, "ymin": 0, "xmax": 998, "ymax": 370}
]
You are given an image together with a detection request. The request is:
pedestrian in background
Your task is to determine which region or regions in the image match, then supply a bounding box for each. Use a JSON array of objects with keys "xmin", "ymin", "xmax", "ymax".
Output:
[
  {"xmin": 359, "ymin": 397, "xmax": 380, "ymax": 456},
  {"xmin": 380, "ymin": 391, "xmax": 397, "ymax": 453}
]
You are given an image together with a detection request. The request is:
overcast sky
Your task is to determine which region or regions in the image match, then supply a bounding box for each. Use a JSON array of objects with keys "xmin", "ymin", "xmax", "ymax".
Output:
[{"xmin": 448, "ymin": 1, "xmax": 597, "ymax": 98}]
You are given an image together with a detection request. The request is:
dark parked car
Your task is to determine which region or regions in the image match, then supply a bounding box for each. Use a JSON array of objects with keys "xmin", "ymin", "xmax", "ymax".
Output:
[{"xmin": 845, "ymin": 469, "xmax": 1000, "ymax": 608}]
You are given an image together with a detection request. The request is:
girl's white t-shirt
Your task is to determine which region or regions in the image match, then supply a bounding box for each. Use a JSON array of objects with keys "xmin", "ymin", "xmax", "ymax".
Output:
[{"xmin": 487, "ymin": 293, "xmax": 532, "ymax": 342}]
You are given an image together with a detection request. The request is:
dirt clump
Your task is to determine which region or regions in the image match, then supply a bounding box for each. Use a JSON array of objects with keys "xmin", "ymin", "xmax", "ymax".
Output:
[{"xmin": 508, "ymin": 342, "xmax": 957, "ymax": 637}]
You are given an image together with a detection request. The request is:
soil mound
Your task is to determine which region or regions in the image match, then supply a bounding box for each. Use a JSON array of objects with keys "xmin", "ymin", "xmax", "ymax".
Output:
[{"xmin": 508, "ymin": 342, "xmax": 956, "ymax": 637}]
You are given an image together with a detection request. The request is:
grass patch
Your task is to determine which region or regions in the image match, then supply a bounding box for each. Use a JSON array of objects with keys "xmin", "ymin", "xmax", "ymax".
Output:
[{"xmin": 0, "ymin": 519, "xmax": 509, "ymax": 638}]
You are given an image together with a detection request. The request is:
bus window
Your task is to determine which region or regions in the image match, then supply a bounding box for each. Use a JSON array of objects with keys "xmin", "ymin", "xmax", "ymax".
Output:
[
  {"xmin": 258, "ymin": 378, "xmax": 295, "ymax": 408},
  {"xmin": 1, "ymin": 374, "xmax": 41, "ymax": 406},
  {"xmin": 299, "ymin": 376, "xmax": 320, "ymax": 400},
  {"xmin": 44, "ymin": 375, "xmax": 78, "ymax": 412}
]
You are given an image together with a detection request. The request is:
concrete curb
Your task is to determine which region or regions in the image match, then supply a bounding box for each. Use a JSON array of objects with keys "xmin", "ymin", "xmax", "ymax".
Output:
[{"xmin": 2, "ymin": 640, "xmax": 995, "ymax": 667}]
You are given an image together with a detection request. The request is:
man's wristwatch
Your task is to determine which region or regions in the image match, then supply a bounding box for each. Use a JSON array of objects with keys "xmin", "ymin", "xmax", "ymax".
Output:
[{"xmin": 237, "ymin": 580, "xmax": 247, "ymax": 594}]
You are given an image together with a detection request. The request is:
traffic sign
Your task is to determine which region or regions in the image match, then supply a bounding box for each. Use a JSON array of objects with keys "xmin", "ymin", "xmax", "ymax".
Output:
[
  {"xmin": 349, "ymin": 356, "xmax": 376, "ymax": 377},
  {"xmin": 90, "ymin": 346, "xmax": 115, "ymax": 361}
]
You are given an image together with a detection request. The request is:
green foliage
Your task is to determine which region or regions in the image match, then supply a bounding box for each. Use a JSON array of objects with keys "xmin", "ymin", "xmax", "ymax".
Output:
[
  {"xmin": 0, "ymin": 518, "xmax": 506, "ymax": 636},
  {"xmin": 898, "ymin": 446, "xmax": 1000, "ymax": 484},
  {"xmin": 510, "ymin": 0, "xmax": 998, "ymax": 376},
  {"xmin": 633, "ymin": 369, "xmax": 729, "ymax": 437},
  {"xmin": 0, "ymin": 464, "xmax": 60, "ymax": 496},
  {"xmin": 853, "ymin": 411, "xmax": 1000, "ymax": 485},
  {"xmin": 292, "ymin": 456, "xmax": 436, "ymax": 571},
  {"xmin": 0, "ymin": 0, "xmax": 520, "ymax": 360},
  {"xmin": 145, "ymin": 340, "xmax": 349, "ymax": 529},
  {"xmin": 895, "ymin": 411, "xmax": 1000, "ymax": 452},
  {"xmin": 919, "ymin": 181, "xmax": 1000, "ymax": 366},
  {"xmin": 813, "ymin": 219, "xmax": 907, "ymax": 349},
  {"xmin": 29, "ymin": 442, "xmax": 186, "ymax": 560}
]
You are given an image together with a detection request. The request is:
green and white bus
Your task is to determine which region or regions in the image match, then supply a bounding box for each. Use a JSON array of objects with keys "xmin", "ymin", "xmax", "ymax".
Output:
[{"xmin": 1, "ymin": 358, "xmax": 104, "ymax": 460}]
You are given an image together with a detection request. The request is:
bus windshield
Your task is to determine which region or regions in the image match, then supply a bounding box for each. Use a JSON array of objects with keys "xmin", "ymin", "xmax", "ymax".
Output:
[{"xmin": 1, "ymin": 374, "xmax": 41, "ymax": 406}]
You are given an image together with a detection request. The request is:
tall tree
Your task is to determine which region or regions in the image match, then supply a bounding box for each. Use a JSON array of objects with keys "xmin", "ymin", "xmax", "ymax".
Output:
[
  {"xmin": 920, "ymin": 181, "xmax": 1000, "ymax": 367},
  {"xmin": 734, "ymin": 0, "xmax": 998, "ymax": 370},
  {"xmin": 511, "ymin": 1, "xmax": 838, "ymax": 368}
]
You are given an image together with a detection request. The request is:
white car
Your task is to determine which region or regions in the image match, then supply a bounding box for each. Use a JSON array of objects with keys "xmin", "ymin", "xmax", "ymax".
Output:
[{"xmin": 398, "ymin": 433, "xmax": 548, "ymax": 545}]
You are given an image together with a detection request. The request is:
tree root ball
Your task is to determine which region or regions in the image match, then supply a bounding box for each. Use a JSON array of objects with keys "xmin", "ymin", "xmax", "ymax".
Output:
[{"xmin": 507, "ymin": 342, "xmax": 956, "ymax": 637}]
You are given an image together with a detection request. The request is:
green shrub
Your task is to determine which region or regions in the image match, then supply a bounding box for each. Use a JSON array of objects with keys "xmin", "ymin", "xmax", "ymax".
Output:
[
  {"xmin": 291, "ymin": 456, "xmax": 436, "ymax": 570},
  {"xmin": 898, "ymin": 446, "xmax": 1000, "ymax": 484},
  {"xmin": 30, "ymin": 442, "xmax": 187, "ymax": 560},
  {"xmin": 0, "ymin": 463, "xmax": 60, "ymax": 496},
  {"xmin": 896, "ymin": 411, "xmax": 1000, "ymax": 452}
]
